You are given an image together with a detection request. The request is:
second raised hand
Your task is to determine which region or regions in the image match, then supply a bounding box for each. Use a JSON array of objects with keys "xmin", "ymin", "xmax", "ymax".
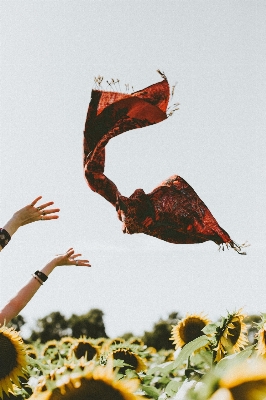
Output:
[{"xmin": 54, "ymin": 248, "xmax": 91, "ymax": 267}]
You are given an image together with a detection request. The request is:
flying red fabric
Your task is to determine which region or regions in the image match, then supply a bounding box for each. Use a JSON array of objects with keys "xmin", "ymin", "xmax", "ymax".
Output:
[{"xmin": 83, "ymin": 75, "xmax": 246, "ymax": 254}]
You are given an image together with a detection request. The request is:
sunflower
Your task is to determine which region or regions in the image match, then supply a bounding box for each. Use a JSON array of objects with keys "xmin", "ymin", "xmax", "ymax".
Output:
[
  {"xmin": 108, "ymin": 348, "xmax": 146, "ymax": 375},
  {"xmin": 41, "ymin": 340, "xmax": 59, "ymax": 356},
  {"xmin": 128, "ymin": 337, "xmax": 144, "ymax": 347},
  {"xmin": 209, "ymin": 358, "xmax": 266, "ymax": 400},
  {"xmin": 59, "ymin": 337, "xmax": 75, "ymax": 347},
  {"xmin": 159, "ymin": 349, "xmax": 175, "ymax": 362},
  {"xmin": 144, "ymin": 347, "xmax": 157, "ymax": 361},
  {"xmin": 28, "ymin": 362, "xmax": 145, "ymax": 400},
  {"xmin": 69, "ymin": 338, "xmax": 100, "ymax": 361},
  {"xmin": 61, "ymin": 358, "xmax": 95, "ymax": 375},
  {"xmin": 101, "ymin": 337, "xmax": 126, "ymax": 352},
  {"xmin": 171, "ymin": 313, "xmax": 210, "ymax": 349},
  {"xmin": 26, "ymin": 344, "xmax": 38, "ymax": 360},
  {"xmin": 0, "ymin": 325, "xmax": 28, "ymax": 398},
  {"xmin": 94, "ymin": 337, "xmax": 107, "ymax": 347},
  {"xmin": 40, "ymin": 340, "xmax": 62, "ymax": 363},
  {"xmin": 214, "ymin": 309, "xmax": 248, "ymax": 362},
  {"xmin": 256, "ymin": 321, "xmax": 266, "ymax": 358},
  {"xmin": 110, "ymin": 337, "xmax": 125, "ymax": 345}
]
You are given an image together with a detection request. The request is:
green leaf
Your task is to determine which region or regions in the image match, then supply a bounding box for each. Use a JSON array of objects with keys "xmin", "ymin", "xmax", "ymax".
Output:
[
  {"xmin": 113, "ymin": 359, "xmax": 125, "ymax": 368},
  {"xmin": 202, "ymin": 323, "xmax": 217, "ymax": 335},
  {"xmin": 163, "ymin": 335, "xmax": 210, "ymax": 373},
  {"xmin": 125, "ymin": 369, "xmax": 139, "ymax": 379},
  {"xmin": 218, "ymin": 317, "xmax": 225, "ymax": 328},
  {"xmin": 147, "ymin": 362, "xmax": 171, "ymax": 375},
  {"xmin": 141, "ymin": 384, "xmax": 160, "ymax": 399},
  {"xmin": 165, "ymin": 380, "xmax": 182, "ymax": 396},
  {"xmin": 191, "ymin": 348, "xmax": 213, "ymax": 368},
  {"xmin": 157, "ymin": 376, "xmax": 171, "ymax": 386},
  {"xmin": 215, "ymin": 346, "xmax": 254, "ymax": 374},
  {"xmin": 141, "ymin": 374, "xmax": 154, "ymax": 385}
]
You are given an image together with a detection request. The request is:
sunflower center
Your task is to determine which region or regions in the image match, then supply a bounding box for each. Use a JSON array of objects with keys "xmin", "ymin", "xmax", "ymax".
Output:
[
  {"xmin": 0, "ymin": 333, "xmax": 18, "ymax": 379},
  {"xmin": 113, "ymin": 350, "xmax": 138, "ymax": 374},
  {"xmin": 179, "ymin": 318, "xmax": 206, "ymax": 344},
  {"xmin": 74, "ymin": 343, "xmax": 97, "ymax": 360},
  {"xmin": 228, "ymin": 320, "xmax": 241, "ymax": 346},
  {"xmin": 230, "ymin": 379, "xmax": 266, "ymax": 400},
  {"xmin": 50, "ymin": 378, "xmax": 125, "ymax": 400}
]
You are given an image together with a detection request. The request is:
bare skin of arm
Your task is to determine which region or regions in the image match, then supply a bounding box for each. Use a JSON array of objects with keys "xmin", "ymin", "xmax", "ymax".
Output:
[{"xmin": 0, "ymin": 248, "xmax": 91, "ymax": 325}]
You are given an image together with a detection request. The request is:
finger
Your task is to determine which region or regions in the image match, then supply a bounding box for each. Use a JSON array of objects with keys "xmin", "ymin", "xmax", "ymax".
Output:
[
  {"xmin": 40, "ymin": 215, "xmax": 59, "ymax": 220},
  {"xmin": 73, "ymin": 257, "xmax": 89, "ymax": 263},
  {"xmin": 81, "ymin": 262, "xmax": 91, "ymax": 267},
  {"xmin": 37, "ymin": 201, "xmax": 57, "ymax": 210},
  {"xmin": 71, "ymin": 253, "xmax": 82, "ymax": 259},
  {"xmin": 30, "ymin": 196, "xmax": 42, "ymax": 206},
  {"xmin": 66, "ymin": 248, "xmax": 75, "ymax": 256},
  {"xmin": 41, "ymin": 208, "xmax": 60, "ymax": 215},
  {"xmin": 74, "ymin": 259, "xmax": 90, "ymax": 263},
  {"xmin": 74, "ymin": 260, "xmax": 91, "ymax": 267},
  {"xmin": 66, "ymin": 248, "xmax": 74, "ymax": 253}
]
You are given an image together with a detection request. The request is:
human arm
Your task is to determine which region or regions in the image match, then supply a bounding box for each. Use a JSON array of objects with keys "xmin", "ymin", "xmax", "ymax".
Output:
[
  {"xmin": 0, "ymin": 248, "xmax": 91, "ymax": 326},
  {"xmin": 0, "ymin": 196, "xmax": 60, "ymax": 251}
]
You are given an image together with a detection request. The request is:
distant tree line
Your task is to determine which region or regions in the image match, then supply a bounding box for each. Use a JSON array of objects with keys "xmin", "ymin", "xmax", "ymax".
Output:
[
  {"xmin": 8, "ymin": 310, "xmax": 260, "ymax": 350},
  {"xmin": 9, "ymin": 309, "xmax": 108, "ymax": 343}
]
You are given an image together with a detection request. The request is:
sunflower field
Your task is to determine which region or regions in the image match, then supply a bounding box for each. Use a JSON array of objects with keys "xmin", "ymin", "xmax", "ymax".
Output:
[{"xmin": 1, "ymin": 310, "xmax": 266, "ymax": 400}]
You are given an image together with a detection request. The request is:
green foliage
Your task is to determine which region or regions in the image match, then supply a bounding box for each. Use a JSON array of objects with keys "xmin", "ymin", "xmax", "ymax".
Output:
[
  {"xmin": 165, "ymin": 379, "xmax": 183, "ymax": 397},
  {"xmin": 29, "ymin": 309, "xmax": 107, "ymax": 343},
  {"xmin": 164, "ymin": 335, "xmax": 210, "ymax": 373},
  {"xmin": 121, "ymin": 332, "xmax": 134, "ymax": 341},
  {"xmin": 141, "ymin": 384, "xmax": 160, "ymax": 399},
  {"xmin": 7, "ymin": 314, "xmax": 26, "ymax": 332},
  {"xmin": 202, "ymin": 323, "xmax": 217, "ymax": 335},
  {"xmin": 244, "ymin": 314, "xmax": 262, "ymax": 344},
  {"xmin": 29, "ymin": 311, "xmax": 69, "ymax": 342},
  {"xmin": 214, "ymin": 346, "xmax": 254, "ymax": 374},
  {"xmin": 10, "ymin": 312, "xmax": 266, "ymax": 400},
  {"xmin": 142, "ymin": 312, "xmax": 180, "ymax": 350},
  {"xmin": 68, "ymin": 308, "xmax": 107, "ymax": 339}
]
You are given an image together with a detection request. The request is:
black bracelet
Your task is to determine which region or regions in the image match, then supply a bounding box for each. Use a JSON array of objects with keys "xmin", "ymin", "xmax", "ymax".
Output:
[
  {"xmin": 34, "ymin": 270, "xmax": 48, "ymax": 283},
  {"xmin": 0, "ymin": 228, "xmax": 11, "ymax": 249}
]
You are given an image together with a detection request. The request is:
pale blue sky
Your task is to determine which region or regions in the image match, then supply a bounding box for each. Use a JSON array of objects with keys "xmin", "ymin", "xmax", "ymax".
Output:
[{"xmin": 1, "ymin": 0, "xmax": 265, "ymax": 338}]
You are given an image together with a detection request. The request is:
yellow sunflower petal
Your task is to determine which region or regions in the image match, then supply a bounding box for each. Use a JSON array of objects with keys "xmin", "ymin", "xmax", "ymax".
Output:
[
  {"xmin": 256, "ymin": 323, "xmax": 266, "ymax": 357},
  {"xmin": 214, "ymin": 310, "xmax": 248, "ymax": 361},
  {"xmin": 108, "ymin": 348, "xmax": 146, "ymax": 374},
  {"xmin": 209, "ymin": 388, "xmax": 234, "ymax": 400},
  {"xmin": 0, "ymin": 325, "xmax": 28, "ymax": 396},
  {"xmin": 29, "ymin": 361, "xmax": 143, "ymax": 400},
  {"xmin": 171, "ymin": 313, "xmax": 210, "ymax": 349},
  {"xmin": 69, "ymin": 338, "xmax": 100, "ymax": 360}
]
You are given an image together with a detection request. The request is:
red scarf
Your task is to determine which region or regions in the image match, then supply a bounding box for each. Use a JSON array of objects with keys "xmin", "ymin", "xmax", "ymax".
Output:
[{"xmin": 83, "ymin": 76, "xmax": 246, "ymax": 254}]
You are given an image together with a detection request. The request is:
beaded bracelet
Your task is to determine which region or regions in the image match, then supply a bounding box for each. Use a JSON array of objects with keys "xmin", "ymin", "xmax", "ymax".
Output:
[
  {"xmin": 34, "ymin": 270, "xmax": 48, "ymax": 283},
  {"xmin": 0, "ymin": 228, "xmax": 11, "ymax": 249}
]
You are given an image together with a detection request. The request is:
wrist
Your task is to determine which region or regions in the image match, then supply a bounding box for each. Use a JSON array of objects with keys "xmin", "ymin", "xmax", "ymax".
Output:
[
  {"xmin": 3, "ymin": 215, "xmax": 22, "ymax": 236},
  {"xmin": 41, "ymin": 259, "xmax": 58, "ymax": 275}
]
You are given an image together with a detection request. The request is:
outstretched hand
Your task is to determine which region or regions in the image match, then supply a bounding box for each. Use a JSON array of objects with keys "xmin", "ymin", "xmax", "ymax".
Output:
[
  {"xmin": 54, "ymin": 248, "xmax": 91, "ymax": 267},
  {"xmin": 16, "ymin": 196, "xmax": 60, "ymax": 225}
]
